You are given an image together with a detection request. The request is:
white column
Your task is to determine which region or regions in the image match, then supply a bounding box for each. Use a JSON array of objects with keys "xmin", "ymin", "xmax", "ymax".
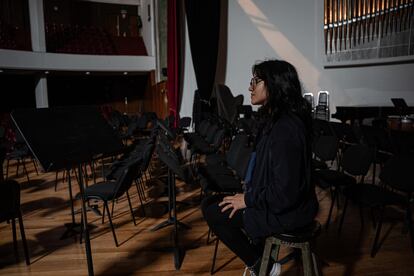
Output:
[
  {"xmin": 28, "ymin": 0, "xmax": 46, "ymax": 52},
  {"xmin": 29, "ymin": 0, "xmax": 48, "ymax": 108},
  {"xmin": 35, "ymin": 77, "xmax": 49, "ymax": 108}
]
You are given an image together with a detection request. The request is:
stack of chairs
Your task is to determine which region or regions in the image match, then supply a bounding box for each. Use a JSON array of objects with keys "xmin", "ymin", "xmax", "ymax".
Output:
[
  {"xmin": 337, "ymin": 154, "xmax": 413, "ymax": 257},
  {"xmin": 303, "ymin": 92, "xmax": 315, "ymax": 117},
  {"xmin": 199, "ymin": 134, "xmax": 252, "ymax": 194},
  {"xmin": 184, "ymin": 117, "xmax": 227, "ymax": 167},
  {"xmin": 313, "ymin": 119, "xmax": 374, "ymax": 229},
  {"xmin": 198, "ymin": 133, "xmax": 254, "ymax": 273},
  {"xmin": 314, "ymin": 91, "xmax": 330, "ymax": 121}
]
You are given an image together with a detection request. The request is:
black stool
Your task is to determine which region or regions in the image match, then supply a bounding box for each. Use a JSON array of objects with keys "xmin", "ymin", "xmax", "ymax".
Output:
[{"xmin": 259, "ymin": 220, "xmax": 321, "ymax": 276}]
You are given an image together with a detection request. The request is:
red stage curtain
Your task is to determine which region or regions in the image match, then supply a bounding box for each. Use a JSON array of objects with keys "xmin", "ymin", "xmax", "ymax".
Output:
[{"xmin": 167, "ymin": 0, "xmax": 180, "ymax": 126}]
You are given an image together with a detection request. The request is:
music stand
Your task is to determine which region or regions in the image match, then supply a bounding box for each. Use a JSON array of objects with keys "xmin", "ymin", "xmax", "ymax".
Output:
[
  {"xmin": 391, "ymin": 98, "xmax": 409, "ymax": 116},
  {"xmin": 150, "ymin": 143, "xmax": 191, "ymax": 269},
  {"xmin": 11, "ymin": 106, "xmax": 123, "ymax": 276}
]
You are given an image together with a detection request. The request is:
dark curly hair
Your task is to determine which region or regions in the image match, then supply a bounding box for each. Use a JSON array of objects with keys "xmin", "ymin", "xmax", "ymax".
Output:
[{"xmin": 252, "ymin": 59, "xmax": 311, "ymax": 134}]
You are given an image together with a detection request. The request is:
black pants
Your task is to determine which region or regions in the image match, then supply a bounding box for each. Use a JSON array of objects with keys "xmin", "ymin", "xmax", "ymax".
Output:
[{"xmin": 201, "ymin": 194, "xmax": 264, "ymax": 267}]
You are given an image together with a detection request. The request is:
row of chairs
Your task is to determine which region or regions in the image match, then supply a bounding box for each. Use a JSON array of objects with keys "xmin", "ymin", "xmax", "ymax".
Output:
[
  {"xmin": 1, "ymin": 130, "xmax": 157, "ymax": 266},
  {"xmin": 311, "ymin": 118, "xmax": 414, "ymax": 257},
  {"xmin": 199, "ymin": 134, "xmax": 253, "ymax": 273},
  {"xmin": 45, "ymin": 23, "xmax": 148, "ymax": 56}
]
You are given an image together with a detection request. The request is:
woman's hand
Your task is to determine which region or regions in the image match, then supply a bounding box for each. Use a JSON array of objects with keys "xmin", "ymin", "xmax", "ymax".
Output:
[{"xmin": 218, "ymin": 193, "xmax": 246, "ymax": 218}]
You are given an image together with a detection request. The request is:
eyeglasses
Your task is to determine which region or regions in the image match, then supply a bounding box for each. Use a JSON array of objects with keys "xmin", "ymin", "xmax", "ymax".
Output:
[{"xmin": 250, "ymin": 77, "xmax": 263, "ymax": 89}]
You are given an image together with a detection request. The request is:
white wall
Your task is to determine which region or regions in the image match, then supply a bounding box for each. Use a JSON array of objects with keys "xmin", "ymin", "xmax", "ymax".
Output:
[{"xmin": 180, "ymin": 0, "xmax": 414, "ymax": 118}]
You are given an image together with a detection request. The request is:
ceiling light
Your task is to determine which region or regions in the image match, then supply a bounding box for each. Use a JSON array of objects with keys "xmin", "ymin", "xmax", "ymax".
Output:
[
  {"xmin": 0, "ymin": 70, "xmax": 3, "ymax": 73},
  {"xmin": 123, "ymin": 72, "xmax": 128, "ymax": 75},
  {"xmin": 45, "ymin": 71, "xmax": 49, "ymax": 74},
  {"xmin": 85, "ymin": 71, "xmax": 90, "ymax": 75}
]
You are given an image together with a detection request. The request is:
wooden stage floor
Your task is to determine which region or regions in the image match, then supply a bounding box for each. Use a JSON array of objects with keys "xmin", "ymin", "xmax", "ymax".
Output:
[{"xmin": 1, "ymin": 159, "xmax": 413, "ymax": 276}]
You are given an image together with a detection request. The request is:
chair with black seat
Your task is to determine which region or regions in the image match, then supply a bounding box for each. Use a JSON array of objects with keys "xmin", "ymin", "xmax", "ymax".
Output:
[
  {"xmin": 188, "ymin": 122, "xmax": 226, "ymax": 168},
  {"xmin": 375, "ymin": 154, "xmax": 414, "ymax": 254},
  {"xmin": 200, "ymin": 136, "xmax": 253, "ymax": 273},
  {"xmin": 0, "ymin": 179, "xmax": 30, "ymax": 265},
  {"xmin": 314, "ymin": 144, "xmax": 374, "ymax": 229},
  {"xmin": 105, "ymin": 140, "xmax": 155, "ymax": 213},
  {"xmin": 314, "ymin": 91, "xmax": 329, "ymax": 121},
  {"xmin": 259, "ymin": 220, "xmax": 321, "ymax": 276},
  {"xmin": 120, "ymin": 118, "xmax": 139, "ymax": 145},
  {"xmin": 146, "ymin": 111, "xmax": 159, "ymax": 128},
  {"xmin": 178, "ymin": 117, "xmax": 191, "ymax": 133},
  {"xmin": 389, "ymin": 129, "xmax": 414, "ymax": 155},
  {"xmin": 303, "ymin": 93, "xmax": 315, "ymax": 117},
  {"xmin": 107, "ymin": 110, "xmax": 123, "ymax": 131},
  {"xmin": 195, "ymin": 121, "xmax": 219, "ymax": 145},
  {"xmin": 134, "ymin": 115, "xmax": 151, "ymax": 137},
  {"xmin": 183, "ymin": 118, "xmax": 211, "ymax": 146},
  {"xmin": 338, "ymin": 154, "xmax": 414, "ymax": 256},
  {"xmin": 205, "ymin": 133, "xmax": 249, "ymax": 167},
  {"xmin": 5, "ymin": 130, "xmax": 39, "ymax": 183},
  {"xmin": 312, "ymin": 118, "xmax": 334, "ymax": 140},
  {"xmin": 235, "ymin": 117, "xmax": 257, "ymax": 135},
  {"xmin": 200, "ymin": 134, "xmax": 252, "ymax": 195},
  {"xmin": 328, "ymin": 121, "xmax": 361, "ymax": 165},
  {"xmin": 312, "ymin": 135, "xmax": 339, "ymax": 171},
  {"xmin": 134, "ymin": 141, "xmax": 156, "ymax": 210},
  {"xmin": 360, "ymin": 125, "xmax": 393, "ymax": 185},
  {"xmin": 79, "ymin": 158, "xmax": 142, "ymax": 247},
  {"xmin": 329, "ymin": 121, "xmax": 360, "ymax": 146},
  {"xmin": 237, "ymin": 105, "xmax": 253, "ymax": 119}
]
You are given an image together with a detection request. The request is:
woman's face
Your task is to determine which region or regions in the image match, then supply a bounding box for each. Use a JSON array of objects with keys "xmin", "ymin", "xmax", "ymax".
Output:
[{"xmin": 249, "ymin": 76, "xmax": 268, "ymax": 105}]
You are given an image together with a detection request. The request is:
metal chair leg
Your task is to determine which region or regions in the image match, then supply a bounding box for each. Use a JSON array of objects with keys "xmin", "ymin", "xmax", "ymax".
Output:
[
  {"xmin": 134, "ymin": 180, "xmax": 146, "ymax": 217},
  {"xmin": 126, "ymin": 191, "xmax": 137, "ymax": 226},
  {"xmin": 326, "ymin": 188, "xmax": 337, "ymax": 229},
  {"xmin": 12, "ymin": 218, "xmax": 18, "ymax": 262},
  {"xmin": 104, "ymin": 201, "xmax": 119, "ymax": 247},
  {"xmin": 371, "ymin": 207, "xmax": 384, "ymax": 257},
  {"xmin": 338, "ymin": 197, "xmax": 349, "ymax": 235},
  {"xmin": 18, "ymin": 212, "xmax": 30, "ymax": 265},
  {"xmin": 210, "ymin": 238, "xmax": 220, "ymax": 274}
]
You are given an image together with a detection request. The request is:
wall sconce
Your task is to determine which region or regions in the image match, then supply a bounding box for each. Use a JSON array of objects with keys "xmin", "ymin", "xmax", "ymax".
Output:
[{"xmin": 147, "ymin": 4, "xmax": 151, "ymax": 21}]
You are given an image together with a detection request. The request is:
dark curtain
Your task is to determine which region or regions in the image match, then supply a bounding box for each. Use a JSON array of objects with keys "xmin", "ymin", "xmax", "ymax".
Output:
[
  {"xmin": 167, "ymin": 0, "xmax": 182, "ymax": 126},
  {"xmin": 185, "ymin": 0, "xmax": 221, "ymax": 119}
]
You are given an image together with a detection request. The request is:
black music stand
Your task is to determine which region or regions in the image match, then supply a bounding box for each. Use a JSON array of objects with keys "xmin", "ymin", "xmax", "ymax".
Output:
[
  {"xmin": 391, "ymin": 98, "xmax": 409, "ymax": 116},
  {"xmin": 11, "ymin": 106, "xmax": 123, "ymax": 276},
  {"xmin": 150, "ymin": 145, "xmax": 191, "ymax": 270}
]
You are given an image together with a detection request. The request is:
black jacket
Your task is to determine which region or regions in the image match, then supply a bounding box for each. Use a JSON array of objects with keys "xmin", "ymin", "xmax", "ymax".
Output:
[{"xmin": 243, "ymin": 112, "xmax": 318, "ymax": 241}]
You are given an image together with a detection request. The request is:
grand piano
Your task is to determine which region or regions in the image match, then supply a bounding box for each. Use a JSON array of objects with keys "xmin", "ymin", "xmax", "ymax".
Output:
[{"xmin": 332, "ymin": 105, "xmax": 414, "ymax": 124}]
